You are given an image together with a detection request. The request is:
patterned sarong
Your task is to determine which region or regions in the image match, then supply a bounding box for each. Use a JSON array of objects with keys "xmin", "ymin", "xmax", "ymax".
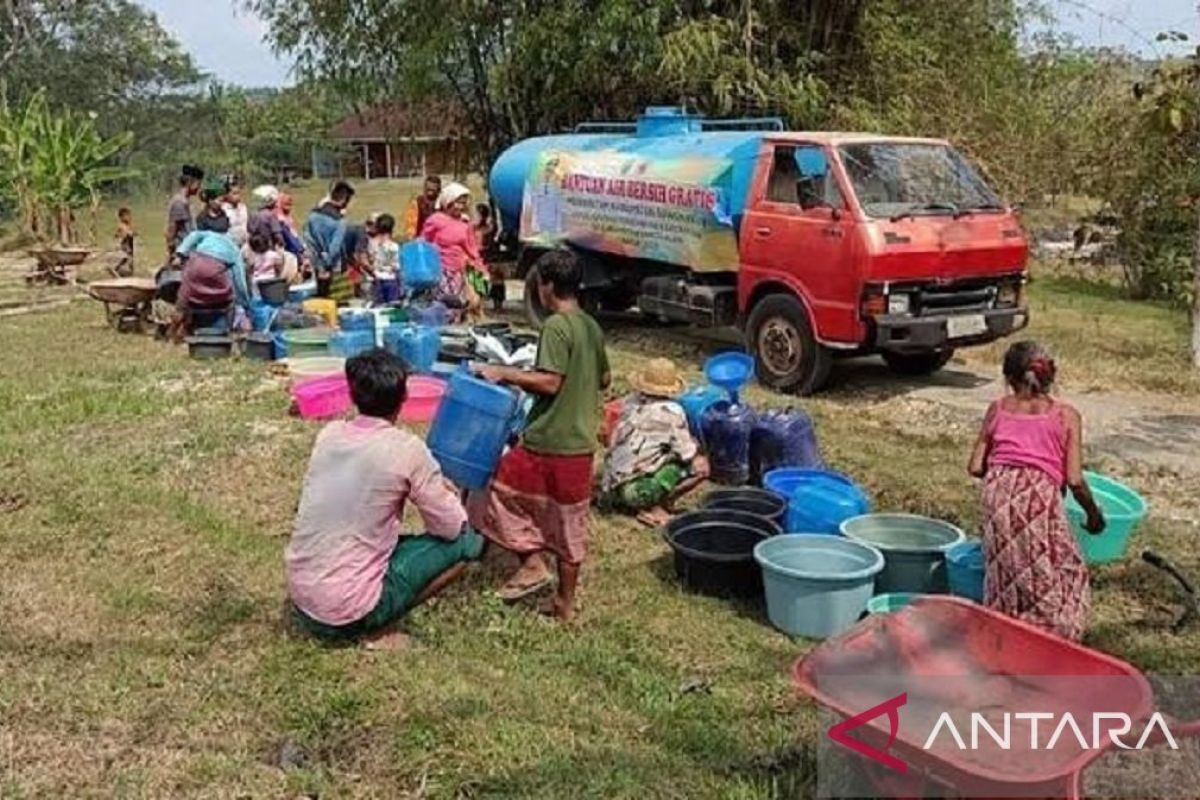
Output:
[
  {"xmin": 468, "ymin": 445, "xmax": 594, "ymax": 565},
  {"xmin": 982, "ymin": 464, "xmax": 1090, "ymax": 641}
]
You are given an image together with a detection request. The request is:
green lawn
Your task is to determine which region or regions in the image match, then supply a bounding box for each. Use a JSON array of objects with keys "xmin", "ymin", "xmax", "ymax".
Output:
[{"xmin": 0, "ymin": 268, "xmax": 1196, "ymax": 796}]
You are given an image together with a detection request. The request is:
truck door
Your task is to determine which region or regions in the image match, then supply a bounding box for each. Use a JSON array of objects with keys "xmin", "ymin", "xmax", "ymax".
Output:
[{"xmin": 741, "ymin": 143, "xmax": 859, "ymax": 343}]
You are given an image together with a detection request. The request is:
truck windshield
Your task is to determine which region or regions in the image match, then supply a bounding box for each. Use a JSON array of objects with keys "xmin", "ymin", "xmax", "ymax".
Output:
[{"xmin": 838, "ymin": 142, "xmax": 1002, "ymax": 220}]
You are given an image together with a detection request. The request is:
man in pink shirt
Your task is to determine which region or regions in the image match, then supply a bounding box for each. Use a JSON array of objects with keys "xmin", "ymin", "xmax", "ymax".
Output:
[{"xmin": 286, "ymin": 349, "xmax": 482, "ymax": 647}]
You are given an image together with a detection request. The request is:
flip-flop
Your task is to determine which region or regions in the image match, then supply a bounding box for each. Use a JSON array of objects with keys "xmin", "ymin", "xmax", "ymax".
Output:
[{"xmin": 496, "ymin": 573, "xmax": 553, "ymax": 602}]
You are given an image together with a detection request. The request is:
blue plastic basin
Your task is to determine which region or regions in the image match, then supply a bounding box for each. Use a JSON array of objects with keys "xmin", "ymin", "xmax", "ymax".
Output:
[
  {"xmin": 1064, "ymin": 471, "xmax": 1148, "ymax": 564},
  {"xmin": 763, "ymin": 468, "xmax": 871, "ymax": 534},
  {"xmin": 754, "ymin": 534, "xmax": 884, "ymax": 639},
  {"xmin": 839, "ymin": 514, "xmax": 965, "ymax": 594},
  {"xmin": 946, "ymin": 540, "xmax": 985, "ymax": 602}
]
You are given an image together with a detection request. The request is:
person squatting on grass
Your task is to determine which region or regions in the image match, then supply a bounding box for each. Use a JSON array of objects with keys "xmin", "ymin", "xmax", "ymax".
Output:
[
  {"xmin": 286, "ymin": 349, "xmax": 484, "ymax": 649},
  {"xmin": 968, "ymin": 340, "xmax": 1105, "ymax": 641},
  {"xmin": 469, "ymin": 251, "xmax": 610, "ymax": 621},
  {"xmin": 600, "ymin": 358, "xmax": 710, "ymax": 529}
]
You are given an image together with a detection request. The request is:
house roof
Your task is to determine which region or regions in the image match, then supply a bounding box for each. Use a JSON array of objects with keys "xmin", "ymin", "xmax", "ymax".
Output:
[{"xmin": 330, "ymin": 101, "xmax": 470, "ymax": 141}]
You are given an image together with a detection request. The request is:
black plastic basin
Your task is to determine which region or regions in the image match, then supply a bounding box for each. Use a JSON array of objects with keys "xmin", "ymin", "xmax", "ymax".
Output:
[
  {"xmin": 703, "ymin": 488, "xmax": 787, "ymax": 527},
  {"xmin": 664, "ymin": 509, "xmax": 780, "ymax": 598}
]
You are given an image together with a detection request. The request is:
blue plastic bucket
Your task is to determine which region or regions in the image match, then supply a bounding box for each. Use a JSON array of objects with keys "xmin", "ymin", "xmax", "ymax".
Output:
[
  {"xmin": 401, "ymin": 240, "xmax": 443, "ymax": 291},
  {"xmin": 946, "ymin": 540, "xmax": 985, "ymax": 602},
  {"xmin": 1064, "ymin": 471, "xmax": 1148, "ymax": 564},
  {"xmin": 754, "ymin": 534, "xmax": 884, "ymax": 638},
  {"xmin": 676, "ymin": 384, "xmax": 727, "ymax": 439},
  {"xmin": 839, "ymin": 514, "xmax": 965, "ymax": 594},
  {"xmin": 763, "ymin": 468, "xmax": 871, "ymax": 534},
  {"xmin": 427, "ymin": 366, "xmax": 522, "ymax": 489},
  {"xmin": 329, "ymin": 329, "xmax": 376, "ymax": 359}
]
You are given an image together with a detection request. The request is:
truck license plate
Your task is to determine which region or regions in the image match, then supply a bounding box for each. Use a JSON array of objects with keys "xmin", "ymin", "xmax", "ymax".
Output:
[{"xmin": 946, "ymin": 314, "xmax": 987, "ymax": 339}]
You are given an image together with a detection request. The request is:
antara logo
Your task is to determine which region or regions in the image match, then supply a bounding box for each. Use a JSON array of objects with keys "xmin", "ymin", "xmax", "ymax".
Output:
[{"xmin": 826, "ymin": 693, "xmax": 1181, "ymax": 774}]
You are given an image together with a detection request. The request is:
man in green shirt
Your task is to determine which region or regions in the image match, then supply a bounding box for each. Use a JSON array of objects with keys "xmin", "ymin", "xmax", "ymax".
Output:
[{"xmin": 471, "ymin": 251, "xmax": 610, "ymax": 621}]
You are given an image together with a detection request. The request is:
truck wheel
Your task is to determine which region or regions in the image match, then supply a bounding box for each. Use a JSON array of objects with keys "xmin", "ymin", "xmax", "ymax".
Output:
[
  {"xmin": 882, "ymin": 349, "xmax": 955, "ymax": 376},
  {"xmin": 746, "ymin": 293, "xmax": 832, "ymax": 395},
  {"xmin": 524, "ymin": 263, "xmax": 550, "ymax": 327}
]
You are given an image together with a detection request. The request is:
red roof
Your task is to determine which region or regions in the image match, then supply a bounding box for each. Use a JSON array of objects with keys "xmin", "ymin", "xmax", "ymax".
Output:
[{"xmin": 330, "ymin": 101, "xmax": 470, "ymax": 141}]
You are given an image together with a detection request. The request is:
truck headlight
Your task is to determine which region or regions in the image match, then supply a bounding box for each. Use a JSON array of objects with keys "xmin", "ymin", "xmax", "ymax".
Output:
[
  {"xmin": 996, "ymin": 283, "xmax": 1021, "ymax": 308},
  {"xmin": 888, "ymin": 293, "xmax": 911, "ymax": 315}
]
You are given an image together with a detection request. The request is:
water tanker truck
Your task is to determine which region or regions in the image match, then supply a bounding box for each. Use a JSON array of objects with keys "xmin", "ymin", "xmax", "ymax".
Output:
[{"xmin": 489, "ymin": 106, "xmax": 1029, "ymax": 394}]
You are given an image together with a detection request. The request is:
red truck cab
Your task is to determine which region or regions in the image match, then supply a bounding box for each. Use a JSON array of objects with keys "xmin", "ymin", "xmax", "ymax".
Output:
[{"xmin": 738, "ymin": 134, "xmax": 1028, "ymax": 393}]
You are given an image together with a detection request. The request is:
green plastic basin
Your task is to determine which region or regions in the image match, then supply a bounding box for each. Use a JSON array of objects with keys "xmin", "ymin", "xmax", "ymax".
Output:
[
  {"xmin": 866, "ymin": 592, "xmax": 923, "ymax": 615},
  {"xmin": 1065, "ymin": 472, "xmax": 1148, "ymax": 564}
]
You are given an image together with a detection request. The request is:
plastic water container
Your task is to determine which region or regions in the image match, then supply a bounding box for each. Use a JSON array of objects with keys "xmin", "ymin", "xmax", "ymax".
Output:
[
  {"xmin": 409, "ymin": 301, "xmax": 450, "ymax": 328},
  {"xmin": 427, "ymin": 365, "xmax": 522, "ymax": 489},
  {"xmin": 754, "ymin": 534, "xmax": 884, "ymax": 638},
  {"xmin": 677, "ymin": 384, "xmax": 727, "ymax": 439},
  {"xmin": 750, "ymin": 408, "xmax": 822, "ymax": 485},
  {"xmin": 401, "ymin": 240, "xmax": 443, "ymax": 291},
  {"xmin": 840, "ymin": 514, "xmax": 965, "ymax": 594},
  {"xmin": 338, "ymin": 309, "xmax": 375, "ymax": 331},
  {"xmin": 385, "ymin": 325, "xmax": 441, "ymax": 373},
  {"xmin": 250, "ymin": 300, "xmax": 277, "ymax": 332},
  {"xmin": 1065, "ymin": 471, "xmax": 1148, "ymax": 564},
  {"xmin": 946, "ymin": 540, "xmax": 985, "ymax": 602},
  {"xmin": 764, "ymin": 468, "xmax": 871, "ymax": 534},
  {"xmin": 329, "ymin": 329, "xmax": 376, "ymax": 359},
  {"xmin": 701, "ymin": 401, "xmax": 757, "ymax": 485},
  {"xmin": 291, "ymin": 374, "xmax": 351, "ymax": 420}
]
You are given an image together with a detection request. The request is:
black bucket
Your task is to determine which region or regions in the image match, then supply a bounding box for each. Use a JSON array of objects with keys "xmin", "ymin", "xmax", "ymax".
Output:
[
  {"xmin": 663, "ymin": 509, "xmax": 780, "ymax": 598},
  {"xmin": 186, "ymin": 335, "xmax": 234, "ymax": 360},
  {"xmin": 243, "ymin": 332, "xmax": 276, "ymax": 361},
  {"xmin": 258, "ymin": 278, "xmax": 289, "ymax": 306},
  {"xmin": 703, "ymin": 488, "xmax": 787, "ymax": 528}
]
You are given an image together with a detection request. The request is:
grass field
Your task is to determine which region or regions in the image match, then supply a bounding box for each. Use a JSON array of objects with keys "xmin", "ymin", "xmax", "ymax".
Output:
[{"xmin": 0, "ymin": 257, "xmax": 1197, "ymax": 796}]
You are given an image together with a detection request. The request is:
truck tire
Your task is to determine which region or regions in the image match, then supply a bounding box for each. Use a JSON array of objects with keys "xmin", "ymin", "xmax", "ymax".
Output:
[
  {"xmin": 882, "ymin": 349, "xmax": 955, "ymax": 376},
  {"xmin": 524, "ymin": 262, "xmax": 550, "ymax": 327},
  {"xmin": 745, "ymin": 293, "xmax": 832, "ymax": 395}
]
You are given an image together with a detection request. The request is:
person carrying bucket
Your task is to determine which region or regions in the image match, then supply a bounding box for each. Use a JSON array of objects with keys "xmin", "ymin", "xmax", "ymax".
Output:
[
  {"xmin": 600, "ymin": 358, "xmax": 710, "ymax": 528},
  {"xmin": 968, "ymin": 340, "xmax": 1105, "ymax": 641}
]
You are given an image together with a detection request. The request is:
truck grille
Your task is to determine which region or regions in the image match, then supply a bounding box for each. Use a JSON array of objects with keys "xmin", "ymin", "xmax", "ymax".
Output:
[{"xmin": 917, "ymin": 284, "xmax": 997, "ymax": 316}]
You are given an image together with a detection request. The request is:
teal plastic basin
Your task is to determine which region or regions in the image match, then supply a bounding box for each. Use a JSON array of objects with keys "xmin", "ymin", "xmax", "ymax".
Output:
[
  {"xmin": 866, "ymin": 592, "xmax": 923, "ymax": 615},
  {"xmin": 1065, "ymin": 471, "xmax": 1148, "ymax": 564},
  {"xmin": 839, "ymin": 514, "xmax": 965, "ymax": 594},
  {"xmin": 945, "ymin": 539, "xmax": 985, "ymax": 602},
  {"xmin": 754, "ymin": 534, "xmax": 884, "ymax": 639}
]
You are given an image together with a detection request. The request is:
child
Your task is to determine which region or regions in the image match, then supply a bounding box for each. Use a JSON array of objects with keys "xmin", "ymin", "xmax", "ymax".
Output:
[
  {"xmin": 601, "ymin": 358, "xmax": 710, "ymax": 528},
  {"xmin": 968, "ymin": 341, "xmax": 1105, "ymax": 641},
  {"xmin": 113, "ymin": 207, "xmax": 135, "ymax": 277},
  {"xmin": 371, "ymin": 213, "xmax": 402, "ymax": 305},
  {"xmin": 475, "ymin": 203, "xmax": 505, "ymax": 312},
  {"xmin": 242, "ymin": 233, "xmax": 284, "ymax": 288},
  {"xmin": 287, "ymin": 349, "xmax": 483, "ymax": 649},
  {"xmin": 469, "ymin": 251, "xmax": 610, "ymax": 621}
]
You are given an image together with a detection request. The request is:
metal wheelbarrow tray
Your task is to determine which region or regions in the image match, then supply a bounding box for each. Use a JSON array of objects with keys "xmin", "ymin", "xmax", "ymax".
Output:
[{"xmin": 793, "ymin": 596, "xmax": 1200, "ymax": 799}]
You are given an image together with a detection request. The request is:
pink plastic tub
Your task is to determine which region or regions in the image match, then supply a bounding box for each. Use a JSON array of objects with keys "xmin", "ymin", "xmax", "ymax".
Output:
[
  {"xmin": 291, "ymin": 374, "xmax": 351, "ymax": 420},
  {"xmin": 400, "ymin": 376, "xmax": 446, "ymax": 423}
]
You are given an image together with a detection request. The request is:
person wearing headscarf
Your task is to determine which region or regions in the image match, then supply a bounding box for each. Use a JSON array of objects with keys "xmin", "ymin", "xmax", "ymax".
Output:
[
  {"xmin": 195, "ymin": 177, "xmax": 232, "ymax": 234},
  {"xmin": 247, "ymin": 185, "xmax": 285, "ymax": 249},
  {"xmin": 421, "ymin": 182, "xmax": 485, "ymax": 320},
  {"xmin": 222, "ymin": 178, "xmax": 250, "ymax": 246},
  {"xmin": 170, "ymin": 229, "xmax": 251, "ymax": 341}
]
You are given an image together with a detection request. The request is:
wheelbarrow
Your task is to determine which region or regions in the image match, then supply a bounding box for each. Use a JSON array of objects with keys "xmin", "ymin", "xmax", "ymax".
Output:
[
  {"xmin": 87, "ymin": 277, "xmax": 157, "ymax": 332},
  {"xmin": 25, "ymin": 245, "xmax": 92, "ymax": 285},
  {"xmin": 793, "ymin": 596, "xmax": 1200, "ymax": 799}
]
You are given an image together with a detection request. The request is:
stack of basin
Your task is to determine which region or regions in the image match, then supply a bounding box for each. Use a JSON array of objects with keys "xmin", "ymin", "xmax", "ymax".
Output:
[
  {"xmin": 664, "ymin": 509, "xmax": 780, "ymax": 598},
  {"xmin": 763, "ymin": 468, "xmax": 871, "ymax": 534}
]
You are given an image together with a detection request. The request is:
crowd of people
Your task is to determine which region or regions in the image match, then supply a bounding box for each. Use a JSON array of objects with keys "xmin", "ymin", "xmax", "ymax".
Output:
[{"xmin": 134, "ymin": 164, "xmax": 503, "ymax": 340}]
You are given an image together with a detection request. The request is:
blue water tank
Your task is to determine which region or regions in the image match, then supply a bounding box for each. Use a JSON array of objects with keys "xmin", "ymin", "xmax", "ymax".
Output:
[
  {"xmin": 489, "ymin": 108, "xmax": 768, "ymax": 239},
  {"xmin": 427, "ymin": 366, "xmax": 523, "ymax": 489}
]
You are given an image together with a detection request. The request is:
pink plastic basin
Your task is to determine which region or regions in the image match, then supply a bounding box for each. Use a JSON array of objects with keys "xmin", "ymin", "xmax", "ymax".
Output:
[
  {"xmin": 400, "ymin": 376, "xmax": 446, "ymax": 423},
  {"xmin": 292, "ymin": 374, "xmax": 351, "ymax": 420}
]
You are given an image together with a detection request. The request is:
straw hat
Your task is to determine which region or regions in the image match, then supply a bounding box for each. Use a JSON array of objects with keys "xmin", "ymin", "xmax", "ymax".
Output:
[{"xmin": 631, "ymin": 358, "xmax": 686, "ymax": 398}]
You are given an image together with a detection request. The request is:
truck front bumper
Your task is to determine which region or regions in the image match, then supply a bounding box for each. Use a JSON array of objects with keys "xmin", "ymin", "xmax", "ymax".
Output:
[{"xmin": 872, "ymin": 307, "xmax": 1029, "ymax": 352}]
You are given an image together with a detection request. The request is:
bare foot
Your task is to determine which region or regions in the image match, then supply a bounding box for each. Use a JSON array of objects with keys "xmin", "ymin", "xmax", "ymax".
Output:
[
  {"xmin": 362, "ymin": 628, "xmax": 412, "ymax": 652},
  {"xmin": 635, "ymin": 506, "xmax": 672, "ymax": 529},
  {"xmin": 537, "ymin": 595, "xmax": 576, "ymax": 623}
]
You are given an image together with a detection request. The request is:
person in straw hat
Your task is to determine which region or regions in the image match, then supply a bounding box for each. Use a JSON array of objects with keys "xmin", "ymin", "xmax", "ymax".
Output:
[{"xmin": 601, "ymin": 358, "xmax": 709, "ymax": 528}]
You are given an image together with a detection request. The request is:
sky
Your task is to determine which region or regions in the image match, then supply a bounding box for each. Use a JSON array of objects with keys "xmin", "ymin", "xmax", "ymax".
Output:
[{"xmin": 137, "ymin": 0, "xmax": 1200, "ymax": 89}]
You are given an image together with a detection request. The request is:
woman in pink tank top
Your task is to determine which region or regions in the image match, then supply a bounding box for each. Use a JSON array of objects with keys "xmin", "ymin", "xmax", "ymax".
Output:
[{"xmin": 968, "ymin": 341, "xmax": 1105, "ymax": 641}]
